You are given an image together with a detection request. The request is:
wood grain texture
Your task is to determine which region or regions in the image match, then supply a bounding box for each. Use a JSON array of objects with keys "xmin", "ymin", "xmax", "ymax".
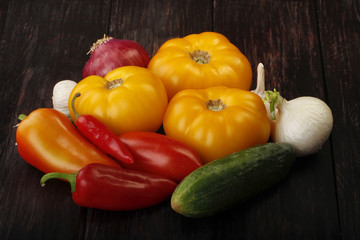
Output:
[
  {"xmin": 0, "ymin": 0, "xmax": 10, "ymax": 36},
  {"xmin": 317, "ymin": 0, "xmax": 360, "ymax": 239}
]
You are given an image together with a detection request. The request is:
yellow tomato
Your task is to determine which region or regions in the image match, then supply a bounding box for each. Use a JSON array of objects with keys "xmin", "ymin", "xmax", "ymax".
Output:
[
  {"xmin": 69, "ymin": 66, "xmax": 168, "ymax": 135},
  {"xmin": 163, "ymin": 86, "xmax": 270, "ymax": 164},
  {"xmin": 148, "ymin": 32, "xmax": 252, "ymax": 100}
]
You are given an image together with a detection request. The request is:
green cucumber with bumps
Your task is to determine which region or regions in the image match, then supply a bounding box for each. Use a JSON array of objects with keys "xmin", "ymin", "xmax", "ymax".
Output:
[{"xmin": 171, "ymin": 142, "xmax": 296, "ymax": 218}]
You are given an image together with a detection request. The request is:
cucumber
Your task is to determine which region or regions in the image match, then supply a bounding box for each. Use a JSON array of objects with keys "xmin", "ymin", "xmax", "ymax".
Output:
[{"xmin": 171, "ymin": 142, "xmax": 296, "ymax": 218}]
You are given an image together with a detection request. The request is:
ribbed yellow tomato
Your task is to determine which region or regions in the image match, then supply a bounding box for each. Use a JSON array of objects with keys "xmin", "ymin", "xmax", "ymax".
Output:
[
  {"xmin": 163, "ymin": 86, "xmax": 270, "ymax": 164},
  {"xmin": 148, "ymin": 32, "xmax": 252, "ymax": 100},
  {"xmin": 68, "ymin": 66, "xmax": 168, "ymax": 135}
]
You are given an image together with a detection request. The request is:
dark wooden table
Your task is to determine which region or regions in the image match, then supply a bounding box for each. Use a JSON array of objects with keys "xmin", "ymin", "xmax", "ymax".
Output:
[{"xmin": 1, "ymin": 0, "xmax": 359, "ymax": 239}]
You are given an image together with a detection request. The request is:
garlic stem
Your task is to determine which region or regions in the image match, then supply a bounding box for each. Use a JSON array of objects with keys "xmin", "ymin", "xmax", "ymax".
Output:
[
  {"xmin": 252, "ymin": 63, "xmax": 266, "ymax": 96},
  {"xmin": 252, "ymin": 63, "xmax": 283, "ymax": 121}
]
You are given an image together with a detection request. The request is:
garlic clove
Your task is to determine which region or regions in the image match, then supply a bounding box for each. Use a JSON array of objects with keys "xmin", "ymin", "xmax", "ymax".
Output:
[{"xmin": 52, "ymin": 80, "xmax": 77, "ymax": 118}]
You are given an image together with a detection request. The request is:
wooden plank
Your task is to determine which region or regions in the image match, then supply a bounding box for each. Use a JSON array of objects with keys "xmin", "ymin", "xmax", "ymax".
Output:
[
  {"xmin": 213, "ymin": 0, "xmax": 340, "ymax": 238},
  {"xmin": 0, "ymin": 0, "xmax": 10, "ymax": 35},
  {"xmin": 0, "ymin": 0, "xmax": 111, "ymax": 239},
  {"xmin": 0, "ymin": 0, "xmax": 11, "ymax": 150},
  {"xmin": 316, "ymin": 0, "xmax": 360, "ymax": 239}
]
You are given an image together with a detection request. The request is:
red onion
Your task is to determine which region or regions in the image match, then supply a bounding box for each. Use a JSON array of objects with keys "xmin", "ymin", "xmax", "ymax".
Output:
[{"xmin": 82, "ymin": 35, "xmax": 150, "ymax": 78}]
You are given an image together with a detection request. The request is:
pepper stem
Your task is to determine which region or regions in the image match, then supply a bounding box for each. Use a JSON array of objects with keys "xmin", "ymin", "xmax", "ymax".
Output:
[
  {"xmin": 18, "ymin": 114, "xmax": 27, "ymax": 121},
  {"xmin": 263, "ymin": 89, "xmax": 282, "ymax": 120},
  {"xmin": 71, "ymin": 93, "xmax": 81, "ymax": 120},
  {"xmin": 40, "ymin": 172, "xmax": 78, "ymax": 193}
]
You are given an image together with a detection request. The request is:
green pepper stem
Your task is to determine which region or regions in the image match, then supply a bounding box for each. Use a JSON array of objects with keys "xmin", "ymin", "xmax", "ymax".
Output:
[
  {"xmin": 40, "ymin": 172, "xmax": 78, "ymax": 193},
  {"xmin": 71, "ymin": 93, "xmax": 81, "ymax": 120},
  {"xmin": 18, "ymin": 114, "xmax": 27, "ymax": 121}
]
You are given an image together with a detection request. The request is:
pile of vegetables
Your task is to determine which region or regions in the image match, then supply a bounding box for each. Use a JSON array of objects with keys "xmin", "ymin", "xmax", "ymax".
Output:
[{"xmin": 16, "ymin": 32, "xmax": 333, "ymax": 216}]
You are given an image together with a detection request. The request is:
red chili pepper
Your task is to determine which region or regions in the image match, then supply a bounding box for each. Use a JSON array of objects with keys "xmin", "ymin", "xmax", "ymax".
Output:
[
  {"xmin": 71, "ymin": 93, "xmax": 134, "ymax": 164},
  {"xmin": 118, "ymin": 131, "xmax": 202, "ymax": 182},
  {"xmin": 40, "ymin": 163, "xmax": 177, "ymax": 211}
]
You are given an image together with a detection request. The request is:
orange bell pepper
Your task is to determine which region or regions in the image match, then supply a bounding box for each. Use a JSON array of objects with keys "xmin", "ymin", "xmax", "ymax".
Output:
[{"xmin": 16, "ymin": 108, "xmax": 121, "ymax": 174}]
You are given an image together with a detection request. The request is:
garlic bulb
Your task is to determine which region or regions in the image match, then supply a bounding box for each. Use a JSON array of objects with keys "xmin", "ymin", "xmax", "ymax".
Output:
[
  {"xmin": 52, "ymin": 80, "xmax": 77, "ymax": 118},
  {"xmin": 252, "ymin": 63, "xmax": 333, "ymax": 156},
  {"xmin": 270, "ymin": 96, "xmax": 333, "ymax": 156}
]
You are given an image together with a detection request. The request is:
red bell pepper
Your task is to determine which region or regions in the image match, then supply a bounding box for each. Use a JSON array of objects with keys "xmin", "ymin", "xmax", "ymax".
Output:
[
  {"xmin": 16, "ymin": 108, "xmax": 121, "ymax": 174},
  {"xmin": 118, "ymin": 131, "xmax": 202, "ymax": 182},
  {"xmin": 71, "ymin": 93, "xmax": 134, "ymax": 164},
  {"xmin": 40, "ymin": 163, "xmax": 177, "ymax": 210}
]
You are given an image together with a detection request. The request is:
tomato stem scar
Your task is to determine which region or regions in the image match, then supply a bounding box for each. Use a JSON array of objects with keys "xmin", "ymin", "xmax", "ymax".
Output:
[
  {"xmin": 206, "ymin": 99, "xmax": 226, "ymax": 111},
  {"xmin": 105, "ymin": 79, "xmax": 124, "ymax": 90},
  {"xmin": 189, "ymin": 50, "xmax": 211, "ymax": 64}
]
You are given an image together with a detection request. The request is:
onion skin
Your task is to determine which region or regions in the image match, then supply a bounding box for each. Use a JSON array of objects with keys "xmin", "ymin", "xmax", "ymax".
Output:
[
  {"xmin": 82, "ymin": 37, "xmax": 150, "ymax": 78},
  {"xmin": 271, "ymin": 97, "xmax": 333, "ymax": 156}
]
